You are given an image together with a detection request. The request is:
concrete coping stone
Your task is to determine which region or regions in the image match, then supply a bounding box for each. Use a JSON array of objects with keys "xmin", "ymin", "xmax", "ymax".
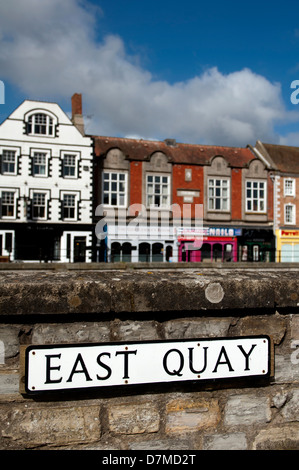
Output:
[{"xmin": 0, "ymin": 266, "xmax": 298, "ymax": 315}]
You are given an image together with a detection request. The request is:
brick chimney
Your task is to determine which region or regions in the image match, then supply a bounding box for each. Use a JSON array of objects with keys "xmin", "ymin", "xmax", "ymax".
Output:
[{"xmin": 71, "ymin": 93, "xmax": 85, "ymax": 135}]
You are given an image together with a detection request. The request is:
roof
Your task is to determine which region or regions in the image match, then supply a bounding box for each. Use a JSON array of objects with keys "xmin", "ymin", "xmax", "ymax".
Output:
[
  {"xmin": 256, "ymin": 141, "xmax": 299, "ymax": 174},
  {"xmin": 92, "ymin": 135, "xmax": 256, "ymax": 168},
  {"xmin": 0, "ymin": 99, "xmax": 72, "ymax": 126}
]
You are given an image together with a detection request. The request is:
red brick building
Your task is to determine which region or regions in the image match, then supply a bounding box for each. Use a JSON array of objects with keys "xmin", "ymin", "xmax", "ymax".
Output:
[
  {"xmin": 93, "ymin": 136, "xmax": 274, "ymax": 262},
  {"xmin": 252, "ymin": 141, "xmax": 299, "ymax": 262}
]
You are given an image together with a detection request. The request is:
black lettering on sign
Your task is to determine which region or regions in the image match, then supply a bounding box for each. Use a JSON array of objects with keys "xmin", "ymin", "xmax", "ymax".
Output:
[{"xmin": 66, "ymin": 353, "xmax": 92, "ymax": 382}]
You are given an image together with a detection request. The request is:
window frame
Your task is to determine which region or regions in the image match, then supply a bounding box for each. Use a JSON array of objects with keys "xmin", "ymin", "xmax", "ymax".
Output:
[
  {"xmin": 1, "ymin": 190, "xmax": 17, "ymax": 219},
  {"xmin": 2, "ymin": 149, "xmax": 17, "ymax": 175},
  {"xmin": 31, "ymin": 151, "xmax": 50, "ymax": 177},
  {"xmin": 284, "ymin": 178, "xmax": 296, "ymax": 197},
  {"xmin": 61, "ymin": 192, "xmax": 78, "ymax": 221},
  {"xmin": 208, "ymin": 178, "xmax": 230, "ymax": 212},
  {"xmin": 26, "ymin": 112, "xmax": 56, "ymax": 137},
  {"xmin": 102, "ymin": 171, "xmax": 128, "ymax": 208},
  {"xmin": 245, "ymin": 180, "xmax": 267, "ymax": 213},
  {"xmin": 284, "ymin": 203, "xmax": 296, "ymax": 225},
  {"xmin": 31, "ymin": 191, "xmax": 48, "ymax": 220},
  {"xmin": 146, "ymin": 173, "xmax": 171, "ymax": 209},
  {"xmin": 62, "ymin": 153, "xmax": 78, "ymax": 179}
]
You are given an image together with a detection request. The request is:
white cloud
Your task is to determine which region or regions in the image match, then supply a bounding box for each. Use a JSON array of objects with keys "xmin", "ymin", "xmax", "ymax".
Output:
[
  {"xmin": 279, "ymin": 132, "xmax": 299, "ymax": 146},
  {"xmin": 0, "ymin": 0, "xmax": 293, "ymax": 146}
]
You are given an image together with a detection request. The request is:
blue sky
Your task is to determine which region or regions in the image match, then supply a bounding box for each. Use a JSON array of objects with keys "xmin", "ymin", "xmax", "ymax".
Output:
[{"xmin": 1, "ymin": 0, "xmax": 299, "ymax": 147}]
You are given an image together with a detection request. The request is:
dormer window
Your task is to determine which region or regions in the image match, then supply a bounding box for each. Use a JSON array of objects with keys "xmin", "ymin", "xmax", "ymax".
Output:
[{"xmin": 25, "ymin": 111, "xmax": 57, "ymax": 137}]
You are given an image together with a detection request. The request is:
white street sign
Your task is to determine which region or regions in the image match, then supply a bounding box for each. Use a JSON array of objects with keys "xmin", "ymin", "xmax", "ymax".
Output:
[{"xmin": 24, "ymin": 336, "xmax": 271, "ymax": 393}]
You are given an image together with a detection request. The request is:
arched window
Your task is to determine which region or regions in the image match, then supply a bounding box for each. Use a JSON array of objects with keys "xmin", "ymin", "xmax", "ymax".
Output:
[
  {"xmin": 122, "ymin": 242, "xmax": 132, "ymax": 262},
  {"xmin": 213, "ymin": 243, "xmax": 222, "ymax": 261},
  {"xmin": 166, "ymin": 245, "xmax": 173, "ymax": 262},
  {"xmin": 224, "ymin": 243, "xmax": 233, "ymax": 262},
  {"xmin": 26, "ymin": 112, "xmax": 56, "ymax": 136},
  {"xmin": 139, "ymin": 242, "xmax": 150, "ymax": 262},
  {"xmin": 201, "ymin": 243, "xmax": 211, "ymax": 262},
  {"xmin": 152, "ymin": 243, "xmax": 163, "ymax": 262},
  {"xmin": 111, "ymin": 242, "xmax": 121, "ymax": 262}
]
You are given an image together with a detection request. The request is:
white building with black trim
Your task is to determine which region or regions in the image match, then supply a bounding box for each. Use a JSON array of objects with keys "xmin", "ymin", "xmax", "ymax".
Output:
[{"xmin": 0, "ymin": 94, "xmax": 94, "ymax": 262}]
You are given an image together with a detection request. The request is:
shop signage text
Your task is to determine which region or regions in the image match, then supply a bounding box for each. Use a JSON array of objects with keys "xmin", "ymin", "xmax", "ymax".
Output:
[
  {"xmin": 281, "ymin": 230, "xmax": 299, "ymax": 237},
  {"xmin": 177, "ymin": 227, "xmax": 242, "ymax": 239},
  {"xmin": 23, "ymin": 336, "xmax": 271, "ymax": 394},
  {"xmin": 208, "ymin": 227, "xmax": 242, "ymax": 237}
]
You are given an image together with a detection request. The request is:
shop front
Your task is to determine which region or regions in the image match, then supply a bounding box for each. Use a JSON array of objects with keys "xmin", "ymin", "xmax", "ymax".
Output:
[
  {"xmin": 104, "ymin": 224, "xmax": 177, "ymax": 263},
  {"xmin": 276, "ymin": 229, "xmax": 299, "ymax": 262},
  {"xmin": 11, "ymin": 224, "xmax": 92, "ymax": 263},
  {"xmin": 177, "ymin": 227, "xmax": 241, "ymax": 263},
  {"xmin": 237, "ymin": 229, "xmax": 275, "ymax": 262}
]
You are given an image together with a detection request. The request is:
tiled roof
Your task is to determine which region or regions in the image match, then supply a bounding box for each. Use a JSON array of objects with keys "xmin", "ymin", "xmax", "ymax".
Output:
[
  {"xmin": 92, "ymin": 135, "xmax": 255, "ymax": 168},
  {"xmin": 258, "ymin": 142, "xmax": 299, "ymax": 174}
]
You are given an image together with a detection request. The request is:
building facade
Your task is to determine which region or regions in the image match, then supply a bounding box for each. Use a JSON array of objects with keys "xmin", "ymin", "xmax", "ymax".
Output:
[
  {"xmin": 93, "ymin": 137, "xmax": 275, "ymax": 263},
  {"xmin": 1, "ymin": 95, "xmax": 285, "ymax": 264},
  {"xmin": 253, "ymin": 141, "xmax": 299, "ymax": 262},
  {"xmin": 0, "ymin": 95, "xmax": 94, "ymax": 262}
]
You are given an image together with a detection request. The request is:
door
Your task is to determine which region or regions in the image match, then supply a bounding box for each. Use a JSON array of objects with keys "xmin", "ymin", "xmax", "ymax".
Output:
[
  {"xmin": 253, "ymin": 245, "xmax": 259, "ymax": 261},
  {"xmin": 181, "ymin": 242, "xmax": 192, "ymax": 262},
  {"xmin": 74, "ymin": 237, "xmax": 86, "ymax": 262},
  {"xmin": 111, "ymin": 242, "xmax": 121, "ymax": 262},
  {"xmin": 213, "ymin": 243, "xmax": 222, "ymax": 262},
  {"xmin": 166, "ymin": 245, "xmax": 173, "ymax": 262},
  {"xmin": 201, "ymin": 243, "xmax": 211, "ymax": 262}
]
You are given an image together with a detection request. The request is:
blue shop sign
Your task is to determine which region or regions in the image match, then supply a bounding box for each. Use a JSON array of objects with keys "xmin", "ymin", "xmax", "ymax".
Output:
[{"xmin": 208, "ymin": 227, "xmax": 242, "ymax": 237}]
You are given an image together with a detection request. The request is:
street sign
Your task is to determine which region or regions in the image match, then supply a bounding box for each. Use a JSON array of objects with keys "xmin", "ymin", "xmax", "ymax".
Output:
[{"xmin": 23, "ymin": 336, "xmax": 271, "ymax": 394}]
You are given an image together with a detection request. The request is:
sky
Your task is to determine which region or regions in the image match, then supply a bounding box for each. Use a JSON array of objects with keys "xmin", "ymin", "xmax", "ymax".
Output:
[{"xmin": 1, "ymin": 0, "xmax": 299, "ymax": 147}]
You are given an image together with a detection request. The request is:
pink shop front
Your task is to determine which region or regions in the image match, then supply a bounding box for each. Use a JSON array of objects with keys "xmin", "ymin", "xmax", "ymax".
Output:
[{"xmin": 178, "ymin": 227, "xmax": 241, "ymax": 263}]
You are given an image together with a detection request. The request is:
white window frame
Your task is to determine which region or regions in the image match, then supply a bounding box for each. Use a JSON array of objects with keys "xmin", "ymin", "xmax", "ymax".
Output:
[
  {"xmin": 26, "ymin": 112, "xmax": 56, "ymax": 137},
  {"xmin": 246, "ymin": 180, "xmax": 267, "ymax": 213},
  {"xmin": 284, "ymin": 178, "xmax": 295, "ymax": 197},
  {"xmin": 31, "ymin": 150, "xmax": 50, "ymax": 177},
  {"xmin": 208, "ymin": 178, "xmax": 230, "ymax": 211},
  {"xmin": 61, "ymin": 192, "xmax": 78, "ymax": 221},
  {"xmin": 30, "ymin": 190, "xmax": 49, "ymax": 221},
  {"xmin": 0, "ymin": 190, "xmax": 17, "ymax": 219},
  {"xmin": 1, "ymin": 149, "xmax": 17, "ymax": 175},
  {"xmin": 62, "ymin": 152, "xmax": 79, "ymax": 178},
  {"xmin": 102, "ymin": 171, "xmax": 128, "ymax": 207},
  {"xmin": 284, "ymin": 203, "xmax": 296, "ymax": 225},
  {"xmin": 146, "ymin": 173, "xmax": 171, "ymax": 209}
]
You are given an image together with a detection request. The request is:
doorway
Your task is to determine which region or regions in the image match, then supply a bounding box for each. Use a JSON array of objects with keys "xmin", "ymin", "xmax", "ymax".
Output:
[{"xmin": 74, "ymin": 237, "xmax": 86, "ymax": 262}]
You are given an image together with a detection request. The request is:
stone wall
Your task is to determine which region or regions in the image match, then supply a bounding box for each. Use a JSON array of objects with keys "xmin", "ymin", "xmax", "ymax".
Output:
[{"xmin": 0, "ymin": 265, "xmax": 299, "ymax": 450}]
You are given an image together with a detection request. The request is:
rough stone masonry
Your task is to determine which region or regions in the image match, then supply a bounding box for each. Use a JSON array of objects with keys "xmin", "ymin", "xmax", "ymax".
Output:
[{"xmin": 0, "ymin": 265, "xmax": 299, "ymax": 450}]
